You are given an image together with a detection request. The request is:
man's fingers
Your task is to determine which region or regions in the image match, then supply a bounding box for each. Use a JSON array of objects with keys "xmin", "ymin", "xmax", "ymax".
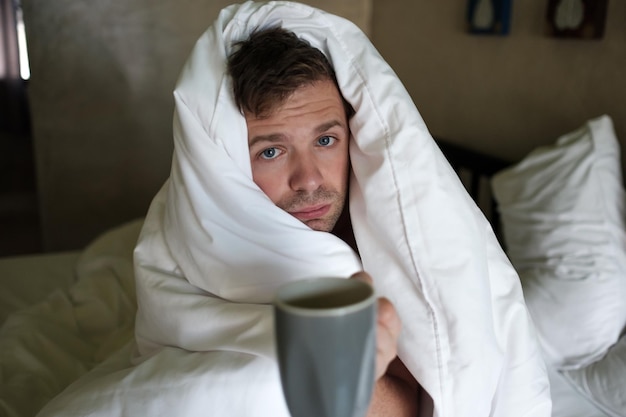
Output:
[
  {"xmin": 350, "ymin": 270, "xmax": 373, "ymax": 286},
  {"xmin": 377, "ymin": 298, "xmax": 401, "ymax": 339},
  {"xmin": 375, "ymin": 297, "xmax": 401, "ymax": 379},
  {"xmin": 349, "ymin": 271, "xmax": 402, "ymax": 379}
]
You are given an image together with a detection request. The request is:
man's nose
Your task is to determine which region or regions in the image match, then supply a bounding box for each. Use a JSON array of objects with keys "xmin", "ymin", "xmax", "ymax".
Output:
[{"xmin": 289, "ymin": 152, "xmax": 323, "ymax": 192}]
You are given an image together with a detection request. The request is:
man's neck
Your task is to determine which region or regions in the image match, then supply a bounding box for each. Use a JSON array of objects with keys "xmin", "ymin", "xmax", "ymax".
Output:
[{"xmin": 331, "ymin": 204, "xmax": 359, "ymax": 256}]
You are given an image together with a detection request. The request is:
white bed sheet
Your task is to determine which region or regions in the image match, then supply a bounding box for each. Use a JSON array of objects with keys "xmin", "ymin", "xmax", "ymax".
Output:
[
  {"xmin": 0, "ymin": 194, "xmax": 614, "ymax": 417},
  {"xmin": 0, "ymin": 219, "xmax": 142, "ymax": 417},
  {"xmin": 0, "ymin": 251, "xmax": 80, "ymax": 325},
  {"xmin": 548, "ymin": 365, "xmax": 608, "ymax": 417}
]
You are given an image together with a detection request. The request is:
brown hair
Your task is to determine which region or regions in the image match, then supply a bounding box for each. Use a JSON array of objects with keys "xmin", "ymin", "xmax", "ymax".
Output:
[{"xmin": 227, "ymin": 26, "xmax": 353, "ymax": 118}]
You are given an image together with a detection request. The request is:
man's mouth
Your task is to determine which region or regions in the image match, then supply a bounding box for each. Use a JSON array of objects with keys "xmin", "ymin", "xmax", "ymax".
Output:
[{"xmin": 288, "ymin": 204, "xmax": 331, "ymax": 221}]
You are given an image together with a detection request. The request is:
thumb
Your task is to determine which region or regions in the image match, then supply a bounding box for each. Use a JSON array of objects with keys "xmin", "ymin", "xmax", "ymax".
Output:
[{"xmin": 350, "ymin": 270, "xmax": 373, "ymax": 286}]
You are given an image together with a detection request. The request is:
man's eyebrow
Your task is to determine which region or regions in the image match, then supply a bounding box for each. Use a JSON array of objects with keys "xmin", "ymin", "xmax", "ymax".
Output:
[
  {"xmin": 248, "ymin": 120, "xmax": 346, "ymax": 148},
  {"xmin": 315, "ymin": 120, "xmax": 345, "ymax": 134},
  {"xmin": 248, "ymin": 133, "xmax": 285, "ymax": 149}
]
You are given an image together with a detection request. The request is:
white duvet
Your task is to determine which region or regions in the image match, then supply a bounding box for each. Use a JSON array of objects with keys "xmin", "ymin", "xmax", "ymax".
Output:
[{"xmin": 38, "ymin": 2, "xmax": 551, "ymax": 416}]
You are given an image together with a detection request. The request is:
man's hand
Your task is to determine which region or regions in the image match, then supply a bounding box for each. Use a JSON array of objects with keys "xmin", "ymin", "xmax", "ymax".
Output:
[
  {"xmin": 350, "ymin": 271, "xmax": 401, "ymax": 379},
  {"xmin": 351, "ymin": 271, "xmax": 419, "ymax": 416}
]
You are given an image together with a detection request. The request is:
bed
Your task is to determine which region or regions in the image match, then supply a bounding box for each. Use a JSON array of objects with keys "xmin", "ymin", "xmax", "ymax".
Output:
[
  {"xmin": 441, "ymin": 114, "xmax": 626, "ymax": 417},
  {"xmin": 1, "ymin": 116, "xmax": 624, "ymax": 417}
]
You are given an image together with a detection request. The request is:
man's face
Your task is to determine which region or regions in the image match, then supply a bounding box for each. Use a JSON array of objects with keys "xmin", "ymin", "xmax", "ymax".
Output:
[{"xmin": 246, "ymin": 80, "xmax": 350, "ymax": 232}]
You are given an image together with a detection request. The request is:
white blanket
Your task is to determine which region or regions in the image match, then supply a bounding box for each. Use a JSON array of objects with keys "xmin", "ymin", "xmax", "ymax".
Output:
[
  {"xmin": 38, "ymin": 2, "xmax": 551, "ymax": 416},
  {"xmin": 1, "ymin": 220, "xmax": 140, "ymax": 417}
]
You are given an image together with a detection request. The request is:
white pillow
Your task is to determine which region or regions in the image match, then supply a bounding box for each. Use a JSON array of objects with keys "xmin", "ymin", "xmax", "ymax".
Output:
[
  {"xmin": 546, "ymin": 364, "xmax": 607, "ymax": 417},
  {"xmin": 491, "ymin": 115, "xmax": 626, "ymax": 370},
  {"xmin": 562, "ymin": 334, "xmax": 626, "ymax": 417}
]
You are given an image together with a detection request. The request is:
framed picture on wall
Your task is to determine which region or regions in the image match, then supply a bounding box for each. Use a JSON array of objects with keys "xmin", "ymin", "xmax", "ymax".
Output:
[
  {"xmin": 466, "ymin": 0, "xmax": 512, "ymax": 35},
  {"xmin": 546, "ymin": 0, "xmax": 609, "ymax": 39}
]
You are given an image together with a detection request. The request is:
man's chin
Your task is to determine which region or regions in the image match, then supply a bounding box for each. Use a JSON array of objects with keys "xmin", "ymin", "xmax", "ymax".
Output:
[{"xmin": 302, "ymin": 218, "xmax": 335, "ymax": 233}]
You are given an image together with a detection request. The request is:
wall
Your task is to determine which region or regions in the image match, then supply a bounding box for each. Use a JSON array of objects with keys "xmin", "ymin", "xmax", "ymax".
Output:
[
  {"xmin": 21, "ymin": 0, "xmax": 626, "ymax": 251},
  {"xmin": 23, "ymin": 0, "xmax": 371, "ymax": 251},
  {"xmin": 371, "ymin": 1, "xmax": 626, "ymax": 163}
]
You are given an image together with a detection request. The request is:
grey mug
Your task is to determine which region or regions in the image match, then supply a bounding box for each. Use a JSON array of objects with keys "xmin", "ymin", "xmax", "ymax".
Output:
[{"xmin": 274, "ymin": 277, "xmax": 376, "ymax": 417}]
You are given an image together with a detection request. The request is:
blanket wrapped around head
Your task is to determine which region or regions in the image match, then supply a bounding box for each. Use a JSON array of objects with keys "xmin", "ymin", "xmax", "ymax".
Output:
[{"xmin": 40, "ymin": 2, "xmax": 551, "ymax": 417}]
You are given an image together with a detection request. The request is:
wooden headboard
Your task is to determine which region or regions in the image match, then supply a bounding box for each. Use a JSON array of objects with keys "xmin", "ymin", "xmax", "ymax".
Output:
[{"xmin": 435, "ymin": 138, "xmax": 512, "ymax": 243}]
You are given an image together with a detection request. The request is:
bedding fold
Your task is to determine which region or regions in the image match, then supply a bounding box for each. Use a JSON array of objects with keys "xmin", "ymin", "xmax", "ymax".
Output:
[{"xmin": 0, "ymin": 220, "xmax": 142, "ymax": 417}]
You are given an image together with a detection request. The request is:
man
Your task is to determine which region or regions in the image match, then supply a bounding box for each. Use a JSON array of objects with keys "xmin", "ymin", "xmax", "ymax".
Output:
[
  {"xmin": 38, "ymin": 3, "xmax": 551, "ymax": 416},
  {"xmin": 228, "ymin": 26, "xmax": 419, "ymax": 415},
  {"xmin": 127, "ymin": 2, "xmax": 550, "ymax": 415}
]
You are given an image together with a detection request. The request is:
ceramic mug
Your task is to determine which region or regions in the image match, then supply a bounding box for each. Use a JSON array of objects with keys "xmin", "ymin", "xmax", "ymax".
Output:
[{"xmin": 274, "ymin": 277, "xmax": 376, "ymax": 417}]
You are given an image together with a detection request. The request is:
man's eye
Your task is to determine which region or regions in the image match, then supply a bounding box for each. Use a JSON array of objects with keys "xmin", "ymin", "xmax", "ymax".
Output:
[
  {"xmin": 261, "ymin": 147, "xmax": 281, "ymax": 160},
  {"xmin": 317, "ymin": 136, "xmax": 336, "ymax": 146}
]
